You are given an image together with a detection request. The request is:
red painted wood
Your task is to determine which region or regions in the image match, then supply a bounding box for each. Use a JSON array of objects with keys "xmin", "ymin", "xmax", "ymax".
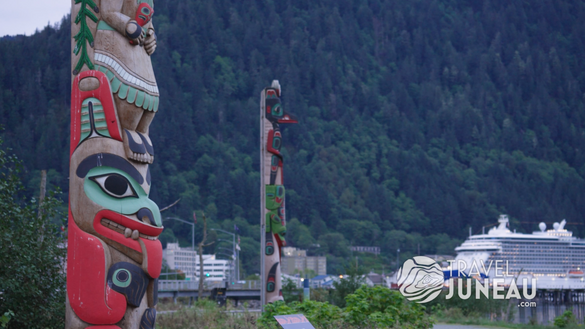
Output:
[
  {"xmin": 67, "ymin": 208, "xmax": 126, "ymax": 324},
  {"xmin": 92, "ymin": 209, "xmax": 163, "ymax": 278},
  {"xmin": 71, "ymin": 70, "xmax": 122, "ymax": 156}
]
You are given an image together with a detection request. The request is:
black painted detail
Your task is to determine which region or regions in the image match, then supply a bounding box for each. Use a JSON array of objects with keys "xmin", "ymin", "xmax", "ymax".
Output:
[
  {"xmin": 267, "ymin": 262, "xmax": 278, "ymax": 292},
  {"xmin": 76, "ymin": 153, "xmax": 144, "ymax": 184},
  {"xmin": 140, "ymin": 308, "xmax": 156, "ymax": 329},
  {"xmin": 125, "ymin": 129, "xmax": 147, "ymax": 155},
  {"xmin": 153, "ymin": 279, "xmax": 158, "ymax": 306},
  {"xmin": 270, "ymin": 155, "xmax": 279, "ymax": 185},
  {"xmin": 136, "ymin": 208, "xmax": 155, "ymax": 225},
  {"xmin": 138, "ymin": 132, "xmax": 154, "ymax": 156},
  {"xmin": 80, "ymin": 101, "xmax": 96, "ymax": 145},
  {"xmin": 105, "ymin": 174, "xmax": 129, "ymax": 195},
  {"xmin": 265, "ymin": 89, "xmax": 298, "ymax": 124},
  {"xmin": 126, "ymin": 21, "xmax": 142, "ymax": 40},
  {"xmin": 265, "ymin": 232, "xmax": 274, "ymax": 255},
  {"xmin": 146, "ymin": 166, "xmax": 151, "ymax": 186},
  {"xmin": 89, "ymin": 173, "xmax": 138, "ymax": 199},
  {"xmin": 107, "ymin": 262, "xmax": 149, "ymax": 307}
]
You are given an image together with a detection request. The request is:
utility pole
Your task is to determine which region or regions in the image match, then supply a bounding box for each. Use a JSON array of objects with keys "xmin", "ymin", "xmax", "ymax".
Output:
[
  {"xmin": 197, "ymin": 213, "xmax": 214, "ymax": 299},
  {"xmin": 211, "ymin": 229, "xmax": 236, "ymax": 284},
  {"xmin": 164, "ymin": 216, "xmax": 196, "ymax": 279},
  {"xmin": 260, "ymin": 89, "xmax": 266, "ymax": 310}
]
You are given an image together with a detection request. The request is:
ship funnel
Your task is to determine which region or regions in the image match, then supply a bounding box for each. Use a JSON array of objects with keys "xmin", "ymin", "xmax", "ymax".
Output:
[
  {"xmin": 539, "ymin": 222, "xmax": 546, "ymax": 232},
  {"xmin": 559, "ymin": 219, "xmax": 567, "ymax": 230},
  {"xmin": 497, "ymin": 214, "xmax": 509, "ymax": 230}
]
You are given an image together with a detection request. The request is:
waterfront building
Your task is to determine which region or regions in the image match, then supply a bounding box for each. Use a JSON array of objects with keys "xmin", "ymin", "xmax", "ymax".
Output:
[
  {"xmin": 280, "ymin": 246, "xmax": 327, "ymax": 276},
  {"xmin": 163, "ymin": 242, "xmax": 231, "ymax": 282}
]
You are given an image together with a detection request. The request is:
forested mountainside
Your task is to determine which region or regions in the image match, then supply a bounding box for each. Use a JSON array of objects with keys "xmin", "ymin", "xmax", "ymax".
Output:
[{"xmin": 2, "ymin": 0, "xmax": 585, "ymax": 275}]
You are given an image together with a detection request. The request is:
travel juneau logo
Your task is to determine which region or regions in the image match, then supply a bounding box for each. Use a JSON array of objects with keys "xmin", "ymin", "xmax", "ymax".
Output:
[
  {"xmin": 397, "ymin": 256, "xmax": 538, "ymax": 303},
  {"xmin": 397, "ymin": 256, "xmax": 444, "ymax": 303}
]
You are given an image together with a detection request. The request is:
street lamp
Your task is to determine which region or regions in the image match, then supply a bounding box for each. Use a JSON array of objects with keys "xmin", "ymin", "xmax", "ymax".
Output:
[
  {"xmin": 217, "ymin": 246, "xmax": 234, "ymax": 256},
  {"xmin": 164, "ymin": 217, "xmax": 195, "ymax": 250},
  {"xmin": 164, "ymin": 217, "xmax": 196, "ymax": 280},
  {"xmin": 211, "ymin": 228, "xmax": 237, "ymax": 283}
]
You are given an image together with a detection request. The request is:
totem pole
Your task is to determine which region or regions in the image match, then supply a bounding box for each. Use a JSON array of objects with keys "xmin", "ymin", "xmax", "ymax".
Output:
[
  {"xmin": 260, "ymin": 81, "xmax": 297, "ymax": 304},
  {"xmin": 67, "ymin": 0, "xmax": 162, "ymax": 328}
]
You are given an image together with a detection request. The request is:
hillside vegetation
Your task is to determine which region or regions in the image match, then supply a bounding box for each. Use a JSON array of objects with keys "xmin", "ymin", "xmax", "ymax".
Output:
[{"xmin": 1, "ymin": 0, "xmax": 585, "ymax": 275}]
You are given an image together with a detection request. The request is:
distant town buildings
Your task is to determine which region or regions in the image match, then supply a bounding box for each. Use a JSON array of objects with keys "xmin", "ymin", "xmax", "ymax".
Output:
[
  {"xmin": 349, "ymin": 246, "xmax": 381, "ymax": 255},
  {"xmin": 163, "ymin": 242, "xmax": 231, "ymax": 282},
  {"xmin": 280, "ymin": 247, "xmax": 327, "ymax": 276}
]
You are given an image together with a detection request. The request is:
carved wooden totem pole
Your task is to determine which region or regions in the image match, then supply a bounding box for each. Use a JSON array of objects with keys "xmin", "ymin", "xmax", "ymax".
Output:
[
  {"xmin": 260, "ymin": 81, "xmax": 297, "ymax": 304},
  {"xmin": 67, "ymin": 0, "xmax": 162, "ymax": 328}
]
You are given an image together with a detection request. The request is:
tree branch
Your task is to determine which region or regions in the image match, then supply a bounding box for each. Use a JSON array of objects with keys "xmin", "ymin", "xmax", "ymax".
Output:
[{"xmin": 160, "ymin": 198, "xmax": 181, "ymax": 212}]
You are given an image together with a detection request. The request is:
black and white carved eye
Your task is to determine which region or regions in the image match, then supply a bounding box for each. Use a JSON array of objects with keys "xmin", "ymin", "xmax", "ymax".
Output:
[{"xmin": 90, "ymin": 174, "xmax": 138, "ymax": 198}]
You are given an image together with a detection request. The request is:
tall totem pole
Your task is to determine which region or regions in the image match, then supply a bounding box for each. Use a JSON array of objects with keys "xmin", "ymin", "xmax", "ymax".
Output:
[
  {"xmin": 67, "ymin": 0, "xmax": 162, "ymax": 328},
  {"xmin": 260, "ymin": 81, "xmax": 298, "ymax": 304}
]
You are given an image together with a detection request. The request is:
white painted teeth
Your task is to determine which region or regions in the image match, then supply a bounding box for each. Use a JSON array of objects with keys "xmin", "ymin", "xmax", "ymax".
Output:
[{"xmin": 100, "ymin": 219, "xmax": 158, "ymax": 241}]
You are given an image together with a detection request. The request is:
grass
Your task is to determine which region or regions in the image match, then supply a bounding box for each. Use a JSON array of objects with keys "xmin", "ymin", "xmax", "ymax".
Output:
[
  {"xmin": 156, "ymin": 299, "xmax": 258, "ymax": 329},
  {"xmin": 434, "ymin": 307, "xmax": 584, "ymax": 329}
]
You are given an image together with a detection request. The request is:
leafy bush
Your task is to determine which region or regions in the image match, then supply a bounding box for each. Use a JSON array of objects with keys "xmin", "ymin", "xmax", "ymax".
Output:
[
  {"xmin": 0, "ymin": 138, "xmax": 67, "ymax": 329},
  {"xmin": 554, "ymin": 310, "xmax": 577, "ymax": 328},
  {"xmin": 344, "ymin": 286, "xmax": 433, "ymax": 329},
  {"xmin": 282, "ymin": 278, "xmax": 302, "ymax": 303},
  {"xmin": 259, "ymin": 286, "xmax": 433, "ymax": 329},
  {"xmin": 258, "ymin": 300, "xmax": 344, "ymax": 329},
  {"xmin": 426, "ymin": 280, "xmax": 507, "ymax": 318},
  {"xmin": 330, "ymin": 265, "xmax": 366, "ymax": 307}
]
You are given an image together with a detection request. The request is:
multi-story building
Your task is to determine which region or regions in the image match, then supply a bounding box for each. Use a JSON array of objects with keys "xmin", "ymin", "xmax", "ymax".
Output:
[
  {"xmin": 163, "ymin": 242, "xmax": 231, "ymax": 282},
  {"xmin": 281, "ymin": 247, "xmax": 326, "ymax": 276}
]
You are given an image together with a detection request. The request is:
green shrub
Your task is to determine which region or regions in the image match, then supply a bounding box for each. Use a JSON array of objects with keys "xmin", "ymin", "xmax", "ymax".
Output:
[
  {"xmin": 344, "ymin": 286, "xmax": 433, "ymax": 329},
  {"xmin": 554, "ymin": 310, "xmax": 576, "ymax": 328},
  {"xmin": 258, "ymin": 300, "xmax": 344, "ymax": 329},
  {"xmin": 259, "ymin": 286, "xmax": 433, "ymax": 329},
  {"xmin": 0, "ymin": 138, "xmax": 66, "ymax": 329}
]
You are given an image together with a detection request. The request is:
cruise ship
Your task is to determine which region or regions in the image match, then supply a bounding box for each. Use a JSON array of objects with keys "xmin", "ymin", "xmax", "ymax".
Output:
[{"xmin": 453, "ymin": 215, "xmax": 585, "ymax": 289}]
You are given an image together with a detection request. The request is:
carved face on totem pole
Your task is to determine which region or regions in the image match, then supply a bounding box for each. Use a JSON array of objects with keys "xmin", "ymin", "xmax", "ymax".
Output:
[
  {"xmin": 68, "ymin": 0, "xmax": 161, "ymax": 328},
  {"xmin": 262, "ymin": 82, "xmax": 297, "ymax": 303}
]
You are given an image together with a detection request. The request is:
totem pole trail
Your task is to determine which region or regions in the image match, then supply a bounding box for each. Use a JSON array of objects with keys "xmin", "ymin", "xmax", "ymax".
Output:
[
  {"xmin": 260, "ymin": 81, "xmax": 298, "ymax": 303},
  {"xmin": 67, "ymin": 0, "xmax": 161, "ymax": 328}
]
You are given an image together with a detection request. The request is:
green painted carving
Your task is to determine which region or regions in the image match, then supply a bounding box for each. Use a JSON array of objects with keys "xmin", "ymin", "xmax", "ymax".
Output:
[
  {"xmin": 138, "ymin": 0, "xmax": 154, "ymax": 8},
  {"xmin": 80, "ymin": 97, "xmax": 111, "ymax": 142},
  {"xmin": 142, "ymin": 94, "xmax": 151, "ymax": 110},
  {"xmin": 135, "ymin": 90, "xmax": 145, "ymax": 107},
  {"xmin": 111, "ymin": 77, "xmax": 122, "ymax": 93},
  {"xmin": 97, "ymin": 20, "xmax": 115, "ymax": 31},
  {"xmin": 84, "ymin": 166, "xmax": 161, "ymax": 226},
  {"xmin": 118, "ymin": 84, "xmax": 129, "ymax": 99},
  {"xmin": 265, "ymin": 185, "xmax": 286, "ymax": 242},
  {"xmin": 73, "ymin": 0, "xmax": 99, "ymax": 75},
  {"xmin": 112, "ymin": 269, "xmax": 132, "ymax": 288},
  {"xmin": 127, "ymin": 87, "xmax": 138, "ymax": 103},
  {"xmin": 106, "ymin": 70, "xmax": 115, "ymax": 82},
  {"xmin": 93, "ymin": 65, "xmax": 160, "ymax": 112}
]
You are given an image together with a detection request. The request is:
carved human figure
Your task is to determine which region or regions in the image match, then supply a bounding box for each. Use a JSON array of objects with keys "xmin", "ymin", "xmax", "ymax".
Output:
[
  {"xmin": 261, "ymin": 81, "xmax": 297, "ymax": 303},
  {"xmin": 72, "ymin": 0, "xmax": 158, "ymax": 164},
  {"xmin": 68, "ymin": 0, "xmax": 162, "ymax": 327}
]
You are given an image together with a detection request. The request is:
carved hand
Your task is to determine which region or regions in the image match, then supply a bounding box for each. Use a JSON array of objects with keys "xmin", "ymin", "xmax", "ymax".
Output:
[
  {"xmin": 144, "ymin": 28, "xmax": 157, "ymax": 56},
  {"xmin": 125, "ymin": 20, "xmax": 145, "ymax": 45}
]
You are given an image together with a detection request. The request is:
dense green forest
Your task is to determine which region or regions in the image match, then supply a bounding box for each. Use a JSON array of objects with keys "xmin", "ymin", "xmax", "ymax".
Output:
[{"xmin": 1, "ymin": 0, "xmax": 585, "ymax": 275}]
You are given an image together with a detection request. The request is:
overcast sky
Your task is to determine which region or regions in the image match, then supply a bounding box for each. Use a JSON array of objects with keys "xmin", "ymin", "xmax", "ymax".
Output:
[{"xmin": 0, "ymin": 0, "xmax": 70, "ymax": 37}]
